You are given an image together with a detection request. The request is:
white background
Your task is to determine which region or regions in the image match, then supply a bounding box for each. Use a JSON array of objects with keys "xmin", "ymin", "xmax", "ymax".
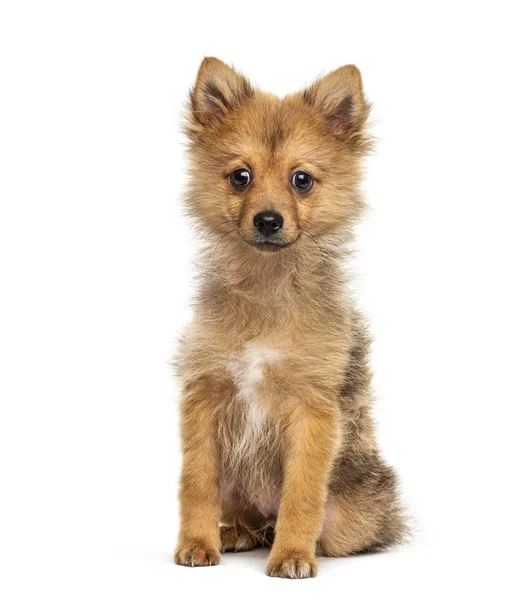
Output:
[{"xmin": 1, "ymin": 1, "xmax": 528, "ymax": 598}]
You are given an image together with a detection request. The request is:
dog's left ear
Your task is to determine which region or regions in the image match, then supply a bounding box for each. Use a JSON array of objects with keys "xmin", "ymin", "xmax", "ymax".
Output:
[
  {"xmin": 189, "ymin": 57, "xmax": 253, "ymax": 129},
  {"xmin": 304, "ymin": 65, "xmax": 370, "ymax": 140}
]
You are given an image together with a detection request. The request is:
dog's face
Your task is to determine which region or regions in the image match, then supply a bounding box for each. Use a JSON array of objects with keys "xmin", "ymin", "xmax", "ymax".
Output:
[{"xmin": 185, "ymin": 58, "xmax": 370, "ymax": 252}]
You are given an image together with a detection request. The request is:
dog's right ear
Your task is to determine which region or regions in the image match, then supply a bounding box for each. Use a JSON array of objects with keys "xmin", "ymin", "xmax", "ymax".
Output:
[{"xmin": 188, "ymin": 58, "xmax": 253, "ymax": 130}]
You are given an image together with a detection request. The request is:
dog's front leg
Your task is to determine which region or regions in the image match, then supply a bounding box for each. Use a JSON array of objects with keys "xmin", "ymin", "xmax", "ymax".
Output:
[
  {"xmin": 174, "ymin": 380, "xmax": 221, "ymax": 567},
  {"xmin": 266, "ymin": 401, "xmax": 339, "ymax": 578}
]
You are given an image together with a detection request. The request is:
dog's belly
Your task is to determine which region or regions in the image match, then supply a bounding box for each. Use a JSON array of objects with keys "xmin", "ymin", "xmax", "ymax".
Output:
[
  {"xmin": 219, "ymin": 446, "xmax": 283, "ymax": 516},
  {"xmin": 221, "ymin": 479, "xmax": 280, "ymax": 522}
]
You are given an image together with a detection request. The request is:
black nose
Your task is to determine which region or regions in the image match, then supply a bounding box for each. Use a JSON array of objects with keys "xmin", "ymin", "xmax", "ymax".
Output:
[{"xmin": 253, "ymin": 210, "xmax": 284, "ymax": 237}]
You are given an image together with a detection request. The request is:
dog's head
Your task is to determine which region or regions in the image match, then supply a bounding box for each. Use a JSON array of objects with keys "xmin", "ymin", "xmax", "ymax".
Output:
[{"xmin": 185, "ymin": 58, "xmax": 370, "ymax": 253}]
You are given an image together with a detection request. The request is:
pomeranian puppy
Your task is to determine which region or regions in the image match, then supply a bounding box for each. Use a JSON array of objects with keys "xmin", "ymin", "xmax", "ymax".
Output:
[{"xmin": 174, "ymin": 57, "xmax": 405, "ymax": 578}]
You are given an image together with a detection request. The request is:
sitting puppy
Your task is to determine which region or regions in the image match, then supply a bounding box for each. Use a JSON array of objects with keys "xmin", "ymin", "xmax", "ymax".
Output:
[{"xmin": 174, "ymin": 58, "xmax": 405, "ymax": 578}]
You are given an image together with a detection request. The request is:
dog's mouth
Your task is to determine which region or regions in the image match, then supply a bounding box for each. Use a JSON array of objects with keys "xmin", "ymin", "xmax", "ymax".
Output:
[
  {"xmin": 236, "ymin": 230, "xmax": 298, "ymax": 252},
  {"xmin": 247, "ymin": 239, "xmax": 296, "ymax": 252}
]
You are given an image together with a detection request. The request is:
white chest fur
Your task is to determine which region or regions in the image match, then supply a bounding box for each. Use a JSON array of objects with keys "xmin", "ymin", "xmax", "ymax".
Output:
[{"xmin": 226, "ymin": 342, "xmax": 285, "ymax": 441}]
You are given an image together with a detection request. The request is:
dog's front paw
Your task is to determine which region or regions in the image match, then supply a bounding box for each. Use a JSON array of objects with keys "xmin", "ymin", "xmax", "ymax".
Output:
[
  {"xmin": 266, "ymin": 550, "xmax": 317, "ymax": 579},
  {"xmin": 174, "ymin": 541, "xmax": 220, "ymax": 567}
]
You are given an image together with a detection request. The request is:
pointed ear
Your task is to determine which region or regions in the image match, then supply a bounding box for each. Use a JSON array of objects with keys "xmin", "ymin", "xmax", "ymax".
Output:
[
  {"xmin": 303, "ymin": 65, "xmax": 370, "ymax": 140},
  {"xmin": 189, "ymin": 57, "xmax": 253, "ymax": 128}
]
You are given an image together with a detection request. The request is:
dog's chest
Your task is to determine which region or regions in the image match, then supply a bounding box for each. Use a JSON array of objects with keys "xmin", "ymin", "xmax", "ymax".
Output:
[
  {"xmin": 226, "ymin": 341, "xmax": 285, "ymax": 436},
  {"xmin": 221, "ymin": 341, "xmax": 286, "ymax": 497}
]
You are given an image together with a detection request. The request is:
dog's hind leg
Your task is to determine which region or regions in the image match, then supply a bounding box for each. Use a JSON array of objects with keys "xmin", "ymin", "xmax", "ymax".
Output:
[
  {"xmin": 220, "ymin": 496, "xmax": 275, "ymax": 552},
  {"xmin": 317, "ymin": 462, "xmax": 406, "ymax": 557},
  {"xmin": 220, "ymin": 523, "xmax": 274, "ymax": 552}
]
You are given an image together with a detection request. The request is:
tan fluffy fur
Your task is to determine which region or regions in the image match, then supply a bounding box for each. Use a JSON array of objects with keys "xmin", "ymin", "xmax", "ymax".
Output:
[{"xmin": 174, "ymin": 57, "xmax": 406, "ymax": 578}]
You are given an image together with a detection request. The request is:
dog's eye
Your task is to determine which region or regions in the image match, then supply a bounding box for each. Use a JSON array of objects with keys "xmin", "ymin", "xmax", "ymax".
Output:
[
  {"xmin": 291, "ymin": 171, "xmax": 313, "ymax": 192},
  {"xmin": 230, "ymin": 168, "xmax": 251, "ymax": 188}
]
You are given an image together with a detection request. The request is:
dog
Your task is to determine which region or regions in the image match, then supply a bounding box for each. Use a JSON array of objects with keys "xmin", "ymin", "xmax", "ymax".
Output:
[{"xmin": 174, "ymin": 57, "xmax": 405, "ymax": 578}]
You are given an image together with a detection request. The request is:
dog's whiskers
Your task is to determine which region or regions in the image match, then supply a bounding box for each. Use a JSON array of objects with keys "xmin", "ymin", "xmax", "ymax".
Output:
[
  {"xmin": 299, "ymin": 228, "xmax": 327, "ymax": 261},
  {"xmin": 207, "ymin": 227, "xmax": 239, "ymax": 255},
  {"xmin": 202, "ymin": 220, "xmax": 240, "ymax": 246}
]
